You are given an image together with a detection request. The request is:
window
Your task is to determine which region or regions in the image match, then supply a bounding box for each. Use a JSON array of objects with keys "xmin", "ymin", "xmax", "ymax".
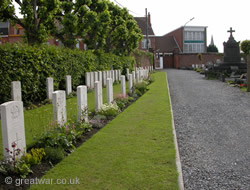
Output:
[
  {"xmin": 0, "ymin": 22, "xmax": 9, "ymax": 36},
  {"xmin": 141, "ymin": 38, "xmax": 151, "ymax": 49}
]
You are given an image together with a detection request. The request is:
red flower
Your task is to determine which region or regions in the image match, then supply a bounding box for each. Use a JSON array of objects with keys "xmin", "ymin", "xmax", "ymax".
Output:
[
  {"xmin": 11, "ymin": 142, "xmax": 16, "ymax": 148},
  {"xmin": 5, "ymin": 148, "xmax": 10, "ymax": 152}
]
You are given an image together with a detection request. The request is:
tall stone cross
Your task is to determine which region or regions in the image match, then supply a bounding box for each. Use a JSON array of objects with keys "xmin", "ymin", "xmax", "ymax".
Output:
[{"xmin": 227, "ymin": 27, "xmax": 235, "ymax": 37}]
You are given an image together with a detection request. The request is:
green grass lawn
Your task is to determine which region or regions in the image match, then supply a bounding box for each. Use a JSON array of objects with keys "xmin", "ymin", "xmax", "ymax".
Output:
[
  {"xmin": 30, "ymin": 72, "xmax": 178, "ymax": 190},
  {"xmin": 0, "ymin": 83, "xmax": 126, "ymax": 160}
]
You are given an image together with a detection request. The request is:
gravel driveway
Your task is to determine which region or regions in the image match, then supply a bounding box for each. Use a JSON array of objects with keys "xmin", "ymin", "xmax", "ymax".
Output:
[{"xmin": 166, "ymin": 69, "xmax": 250, "ymax": 190}]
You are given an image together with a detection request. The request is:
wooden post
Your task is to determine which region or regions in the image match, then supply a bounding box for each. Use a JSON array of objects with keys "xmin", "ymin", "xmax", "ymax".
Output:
[{"xmin": 247, "ymin": 55, "xmax": 250, "ymax": 92}]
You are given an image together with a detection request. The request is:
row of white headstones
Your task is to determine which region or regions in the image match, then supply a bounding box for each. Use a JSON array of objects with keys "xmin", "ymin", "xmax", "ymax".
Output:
[{"xmin": 0, "ymin": 66, "xmax": 153, "ymax": 159}]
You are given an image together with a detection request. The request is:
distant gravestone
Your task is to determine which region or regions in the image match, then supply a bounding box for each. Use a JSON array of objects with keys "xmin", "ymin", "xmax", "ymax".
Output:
[
  {"xmin": 102, "ymin": 71, "xmax": 107, "ymax": 87},
  {"xmin": 132, "ymin": 71, "xmax": 136, "ymax": 84},
  {"xmin": 118, "ymin": 70, "xmax": 121, "ymax": 81},
  {"xmin": 128, "ymin": 74, "xmax": 133, "ymax": 93},
  {"xmin": 94, "ymin": 72, "xmax": 98, "ymax": 83},
  {"xmin": 11, "ymin": 81, "xmax": 22, "ymax": 101},
  {"xmin": 1, "ymin": 101, "xmax": 26, "ymax": 159},
  {"xmin": 135, "ymin": 71, "xmax": 139, "ymax": 84},
  {"xmin": 115, "ymin": 70, "xmax": 118, "ymax": 81},
  {"xmin": 52, "ymin": 90, "xmax": 66, "ymax": 126},
  {"xmin": 121, "ymin": 75, "xmax": 126, "ymax": 96},
  {"xmin": 85, "ymin": 72, "xmax": 91, "ymax": 88},
  {"xmin": 77, "ymin": 86, "xmax": 88, "ymax": 122},
  {"xmin": 46, "ymin": 77, "xmax": 54, "ymax": 100},
  {"xmin": 98, "ymin": 71, "xmax": 102, "ymax": 88},
  {"xmin": 90, "ymin": 72, "xmax": 94, "ymax": 89},
  {"xmin": 111, "ymin": 70, "xmax": 115, "ymax": 83},
  {"xmin": 65, "ymin": 75, "xmax": 72, "ymax": 95},
  {"xmin": 106, "ymin": 78, "xmax": 113, "ymax": 104},
  {"xmin": 94, "ymin": 81, "xmax": 102, "ymax": 111}
]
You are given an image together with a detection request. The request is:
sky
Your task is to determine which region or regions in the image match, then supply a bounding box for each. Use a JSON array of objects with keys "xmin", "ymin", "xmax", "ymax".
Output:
[{"xmin": 110, "ymin": 0, "xmax": 250, "ymax": 53}]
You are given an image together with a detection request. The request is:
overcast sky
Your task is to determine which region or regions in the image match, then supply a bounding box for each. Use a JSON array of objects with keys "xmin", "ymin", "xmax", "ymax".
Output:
[{"xmin": 111, "ymin": 0, "xmax": 250, "ymax": 52}]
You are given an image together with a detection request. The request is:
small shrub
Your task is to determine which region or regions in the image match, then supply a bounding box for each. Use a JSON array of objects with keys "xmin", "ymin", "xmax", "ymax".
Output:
[
  {"xmin": 134, "ymin": 81, "xmax": 148, "ymax": 96},
  {"xmin": 44, "ymin": 147, "xmax": 65, "ymax": 164},
  {"xmin": 23, "ymin": 148, "xmax": 46, "ymax": 166},
  {"xmin": 97, "ymin": 103, "xmax": 120, "ymax": 118}
]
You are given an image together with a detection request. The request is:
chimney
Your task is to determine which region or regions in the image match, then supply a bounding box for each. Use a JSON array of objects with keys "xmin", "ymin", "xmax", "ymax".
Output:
[{"xmin": 148, "ymin": 12, "xmax": 151, "ymax": 26}]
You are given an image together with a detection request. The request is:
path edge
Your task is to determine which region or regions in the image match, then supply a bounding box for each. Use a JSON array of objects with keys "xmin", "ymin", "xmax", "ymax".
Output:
[{"xmin": 165, "ymin": 71, "xmax": 185, "ymax": 190}]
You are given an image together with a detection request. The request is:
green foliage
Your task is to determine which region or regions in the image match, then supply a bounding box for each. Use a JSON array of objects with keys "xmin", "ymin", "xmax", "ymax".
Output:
[
  {"xmin": 115, "ymin": 94, "xmax": 130, "ymax": 109},
  {"xmin": 97, "ymin": 102, "xmax": 120, "ymax": 118},
  {"xmin": 104, "ymin": 2, "xmax": 143, "ymax": 56},
  {"xmin": 207, "ymin": 44, "xmax": 219, "ymax": 52},
  {"xmin": 241, "ymin": 40, "xmax": 250, "ymax": 55},
  {"xmin": 0, "ymin": 142, "xmax": 33, "ymax": 178},
  {"xmin": 0, "ymin": 0, "xmax": 60, "ymax": 45},
  {"xmin": 134, "ymin": 81, "xmax": 148, "ymax": 96},
  {"xmin": 44, "ymin": 147, "xmax": 65, "ymax": 164},
  {"xmin": 197, "ymin": 53, "xmax": 202, "ymax": 62},
  {"xmin": 23, "ymin": 148, "xmax": 46, "ymax": 166},
  {"xmin": 133, "ymin": 49, "xmax": 154, "ymax": 66},
  {"xmin": 0, "ymin": 43, "xmax": 135, "ymax": 105}
]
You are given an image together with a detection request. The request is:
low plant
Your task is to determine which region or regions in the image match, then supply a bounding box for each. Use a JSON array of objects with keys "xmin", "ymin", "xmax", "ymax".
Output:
[
  {"xmin": 23, "ymin": 148, "xmax": 46, "ymax": 166},
  {"xmin": 115, "ymin": 94, "xmax": 130, "ymax": 110},
  {"xmin": 134, "ymin": 81, "xmax": 148, "ymax": 96},
  {"xmin": 44, "ymin": 146, "xmax": 65, "ymax": 164},
  {"xmin": 0, "ymin": 142, "xmax": 33, "ymax": 178},
  {"xmin": 97, "ymin": 102, "xmax": 120, "ymax": 119}
]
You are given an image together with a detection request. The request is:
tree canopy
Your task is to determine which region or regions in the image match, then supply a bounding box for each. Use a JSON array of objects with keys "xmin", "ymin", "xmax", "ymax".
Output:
[
  {"xmin": 207, "ymin": 44, "xmax": 219, "ymax": 53},
  {"xmin": 241, "ymin": 40, "xmax": 250, "ymax": 55},
  {"xmin": 0, "ymin": 0, "xmax": 143, "ymax": 55}
]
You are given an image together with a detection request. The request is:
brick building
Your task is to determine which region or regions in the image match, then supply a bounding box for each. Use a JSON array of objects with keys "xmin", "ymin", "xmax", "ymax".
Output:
[{"xmin": 134, "ymin": 15, "xmax": 221, "ymax": 69}]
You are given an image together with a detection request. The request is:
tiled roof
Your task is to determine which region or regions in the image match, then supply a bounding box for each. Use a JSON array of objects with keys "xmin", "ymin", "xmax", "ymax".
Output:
[
  {"xmin": 134, "ymin": 17, "xmax": 155, "ymax": 36},
  {"xmin": 155, "ymin": 35, "xmax": 179, "ymax": 52}
]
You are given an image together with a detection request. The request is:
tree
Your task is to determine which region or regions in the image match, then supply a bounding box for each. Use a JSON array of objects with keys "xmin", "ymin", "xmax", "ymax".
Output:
[
  {"xmin": 241, "ymin": 40, "xmax": 250, "ymax": 55},
  {"xmin": 104, "ymin": 2, "xmax": 142, "ymax": 56},
  {"xmin": 0, "ymin": 0, "xmax": 61, "ymax": 45},
  {"xmin": 207, "ymin": 44, "xmax": 218, "ymax": 53}
]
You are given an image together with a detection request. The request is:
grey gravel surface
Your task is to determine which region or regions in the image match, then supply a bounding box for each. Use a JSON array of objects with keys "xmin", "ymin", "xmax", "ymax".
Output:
[{"xmin": 166, "ymin": 69, "xmax": 250, "ymax": 190}]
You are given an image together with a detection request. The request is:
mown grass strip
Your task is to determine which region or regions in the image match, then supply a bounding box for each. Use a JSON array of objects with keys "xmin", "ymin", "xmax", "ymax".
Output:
[
  {"xmin": 31, "ymin": 72, "xmax": 178, "ymax": 190},
  {"xmin": 0, "ymin": 83, "xmax": 126, "ymax": 160}
]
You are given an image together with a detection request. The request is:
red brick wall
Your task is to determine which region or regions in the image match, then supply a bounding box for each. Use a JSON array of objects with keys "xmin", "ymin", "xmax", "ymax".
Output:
[
  {"xmin": 166, "ymin": 27, "xmax": 183, "ymax": 51},
  {"xmin": 133, "ymin": 53, "xmax": 152, "ymax": 68},
  {"xmin": 174, "ymin": 53, "xmax": 223, "ymax": 68}
]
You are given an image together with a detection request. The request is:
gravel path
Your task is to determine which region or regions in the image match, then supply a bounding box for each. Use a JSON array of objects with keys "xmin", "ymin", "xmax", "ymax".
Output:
[{"xmin": 166, "ymin": 69, "xmax": 250, "ymax": 190}]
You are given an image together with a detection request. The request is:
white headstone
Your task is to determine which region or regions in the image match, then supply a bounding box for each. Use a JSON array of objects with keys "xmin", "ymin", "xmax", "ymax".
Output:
[
  {"xmin": 121, "ymin": 75, "xmax": 126, "ymax": 96},
  {"xmin": 128, "ymin": 74, "xmax": 133, "ymax": 93},
  {"xmin": 115, "ymin": 70, "xmax": 118, "ymax": 82},
  {"xmin": 94, "ymin": 72, "xmax": 98, "ymax": 82},
  {"xmin": 65, "ymin": 75, "xmax": 72, "ymax": 95},
  {"xmin": 118, "ymin": 70, "xmax": 121, "ymax": 81},
  {"xmin": 1, "ymin": 101, "xmax": 26, "ymax": 159},
  {"xmin": 102, "ymin": 71, "xmax": 107, "ymax": 87},
  {"xmin": 106, "ymin": 78, "xmax": 113, "ymax": 104},
  {"xmin": 11, "ymin": 81, "xmax": 22, "ymax": 101},
  {"xmin": 136, "ymin": 71, "xmax": 140, "ymax": 84},
  {"xmin": 52, "ymin": 90, "xmax": 67, "ymax": 126},
  {"xmin": 46, "ymin": 77, "xmax": 54, "ymax": 100},
  {"xmin": 98, "ymin": 71, "xmax": 102, "ymax": 88},
  {"xmin": 126, "ymin": 68, "xmax": 129, "ymax": 79},
  {"xmin": 77, "ymin": 86, "xmax": 88, "ymax": 122},
  {"xmin": 85, "ymin": 72, "xmax": 91, "ymax": 88},
  {"xmin": 111, "ymin": 70, "xmax": 115, "ymax": 83},
  {"xmin": 94, "ymin": 81, "xmax": 102, "ymax": 111},
  {"xmin": 90, "ymin": 72, "xmax": 94, "ymax": 89},
  {"xmin": 132, "ymin": 71, "xmax": 136, "ymax": 84}
]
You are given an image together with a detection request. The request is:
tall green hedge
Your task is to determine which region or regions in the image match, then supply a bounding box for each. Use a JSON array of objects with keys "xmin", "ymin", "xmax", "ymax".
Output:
[{"xmin": 0, "ymin": 43, "xmax": 135, "ymax": 105}]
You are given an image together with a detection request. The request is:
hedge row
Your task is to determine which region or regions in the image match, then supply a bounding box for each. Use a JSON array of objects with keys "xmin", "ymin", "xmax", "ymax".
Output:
[{"xmin": 0, "ymin": 43, "xmax": 135, "ymax": 105}]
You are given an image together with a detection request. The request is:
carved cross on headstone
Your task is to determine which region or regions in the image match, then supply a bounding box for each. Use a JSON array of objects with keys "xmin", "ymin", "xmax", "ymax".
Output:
[
  {"xmin": 15, "ymin": 133, "xmax": 22, "ymax": 146},
  {"xmin": 227, "ymin": 27, "xmax": 235, "ymax": 37}
]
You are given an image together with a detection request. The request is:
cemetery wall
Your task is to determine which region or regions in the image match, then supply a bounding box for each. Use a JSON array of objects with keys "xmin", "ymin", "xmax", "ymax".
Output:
[
  {"xmin": 0, "ymin": 43, "xmax": 135, "ymax": 105},
  {"xmin": 174, "ymin": 53, "xmax": 223, "ymax": 68},
  {"xmin": 133, "ymin": 50, "xmax": 154, "ymax": 68}
]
